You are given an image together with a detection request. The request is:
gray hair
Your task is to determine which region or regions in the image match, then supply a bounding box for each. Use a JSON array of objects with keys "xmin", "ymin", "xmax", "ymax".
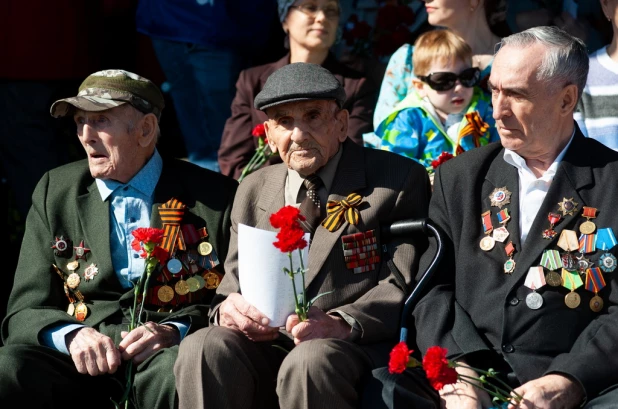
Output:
[{"xmin": 499, "ymin": 26, "xmax": 589, "ymax": 100}]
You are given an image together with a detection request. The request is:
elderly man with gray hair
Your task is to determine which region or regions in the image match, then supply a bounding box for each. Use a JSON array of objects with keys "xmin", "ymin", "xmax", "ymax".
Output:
[{"xmin": 366, "ymin": 26, "xmax": 618, "ymax": 409}]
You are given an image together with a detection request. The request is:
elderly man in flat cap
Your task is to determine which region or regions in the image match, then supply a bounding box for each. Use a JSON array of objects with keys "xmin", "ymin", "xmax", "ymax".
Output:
[
  {"xmin": 174, "ymin": 63, "xmax": 430, "ymax": 409},
  {"xmin": 0, "ymin": 70, "xmax": 237, "ymax": 408}
]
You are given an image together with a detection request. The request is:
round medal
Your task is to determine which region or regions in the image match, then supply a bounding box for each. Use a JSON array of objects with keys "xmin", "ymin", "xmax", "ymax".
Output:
[
  {"xmin": 67, "ymin": 260, "xmax": 79, "ymax": 271},
  {"xmin": 55, "ymin": 239, "xmax": 68, "ymax": 252},
  {"xmin": 186, "ymin": 277, "xmax": 200, "ymax": 292},
  {"xmin": 75, "ymin": 302, "xmax": 88, "ymax": 321},
  {"xmin": 84, "ymin": 263, "xmax": 99, "ymax": 281},
  {"xmin": 600, "ymin": 253, "xmax": 617, "ymax": 273},
  {"xmin": 480, "ymin": 236, "xmax": 495, "ymax": 251},
  {"xmin": 565, "ymin": 292, "xmax": 581, "ymax": 309},
  {"xmin": 590, "ymin": 295, "xmax": 603, "ymax": 312},
  {"xmin": 577, "ymin": 257, "xmax": 592, "ymax": 273},
  {"xmin": 204, "ymin": 271, "xmax": 221, "ymax": 289},
  {"xmin": 503, "ymin": 259, "xmax": 516, "ymax": 274},
  {"xmin": 194, "ymin": 275, "xmax": 205, "ymax": 290},
  {"xmin": 546, "ymin": 271, "xmax": 562, "ymax": 287},
  {"xmin": 67, "ymin": 303, "xmax": 75, "ymax": 316},
  {"xmin": 66, "ymin": 273, "xmax": 81, "ymax": 289},
  {"xmin": 167, "ymin": 258, "xmax": 183, "ymax": 274},
  {"xmin": 579, "ymin": 220, "xmax": 596, "ymax": 235},
  {"xmin": 198, "ymin": 242, "xmax": 213, "ymax": 256},
  {"xmin": 158, "ymin": 285, "xmax": 174, "ymax": 303},
  {"xmin": 175, "ymin": 280, "xmax": 190, "ymax": 295},
  {"xmin": 526, "ymin": 292, "xmax": 543, "ymax": 310}
]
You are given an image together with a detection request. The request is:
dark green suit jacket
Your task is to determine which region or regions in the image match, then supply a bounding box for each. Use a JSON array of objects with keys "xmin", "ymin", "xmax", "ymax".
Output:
[{"xmin": 2, "ymin": 157, "xmax": 237, "ymax": 346}]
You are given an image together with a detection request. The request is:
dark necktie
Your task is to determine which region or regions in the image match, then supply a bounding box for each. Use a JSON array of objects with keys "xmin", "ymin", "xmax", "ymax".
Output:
[{"xmin": 298, "ymin": 174, "xmax": 323, "ymax": 235}]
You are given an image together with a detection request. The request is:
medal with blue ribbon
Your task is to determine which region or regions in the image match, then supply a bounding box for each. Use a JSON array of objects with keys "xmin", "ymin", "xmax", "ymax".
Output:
[{"xmin": 596, "ymin": 228, "xmax": 617, "ymax": 251}]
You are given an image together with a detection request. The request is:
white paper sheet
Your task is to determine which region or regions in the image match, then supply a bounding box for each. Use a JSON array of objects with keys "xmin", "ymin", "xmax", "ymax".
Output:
[{"xmin": 238, "ymin": 223, "xmax": 309, "ymax": 327}]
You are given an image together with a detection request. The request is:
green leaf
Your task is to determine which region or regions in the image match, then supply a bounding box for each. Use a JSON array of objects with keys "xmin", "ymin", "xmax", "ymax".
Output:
[{"xmin": 306, "ymin": 290, "xmax": 335, "ymax": 308}]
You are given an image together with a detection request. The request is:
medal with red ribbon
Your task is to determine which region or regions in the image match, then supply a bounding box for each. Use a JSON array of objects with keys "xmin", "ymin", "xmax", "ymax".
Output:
[
  {"xmin": 585, "ymin": 267, "xmax": 606, "ymax": 312},
  {"xmin": 480, "ymin": 210, "xmax": 495, "ymax": 251},
  {"xmin": 503, "ymin": 241, "xmax": 516, "ymax": 274},
  {"xmin": 493, "ymin": 208, "xmax": 511, "ymax": 243},
  {"xmin": 542, "ymin": 213, "xmax": 562, "ymax": 240},
  {"xmin": 580, "ymin": 207, "xmax": 597, "ymax": 235}
]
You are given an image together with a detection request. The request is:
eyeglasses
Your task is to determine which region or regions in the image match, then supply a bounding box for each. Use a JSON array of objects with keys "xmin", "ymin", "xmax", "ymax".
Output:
[
  {"xmin": 417, "ymin": 67, "xmax": 481, "ymax": 91},
  {"xmin": 290, "ymin": 3, "xmax": 341, "ymax": 20}
]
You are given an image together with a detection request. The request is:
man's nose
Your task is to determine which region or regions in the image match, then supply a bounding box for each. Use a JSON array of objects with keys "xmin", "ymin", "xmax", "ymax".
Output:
[
  {"xmin": 290, "ymin": 126, "xmax": 309, "ymax": 143},
  {"xmin": 492, "ymin": 94, "xmax": 510, "ymax": 120},
  {"xmin": 81, "ymin": 123, "xmax": 98, "ymax": 143}
]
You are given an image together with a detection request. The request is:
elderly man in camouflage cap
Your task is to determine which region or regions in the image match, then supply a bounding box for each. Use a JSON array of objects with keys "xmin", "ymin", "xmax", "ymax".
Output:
[
  {"xmin": 0, "ymin": 70, "xmax": 237, "ymax": 408},
  {"xmin": 174, "ymin": 63, "xmax": 430, "ymax": 409}
]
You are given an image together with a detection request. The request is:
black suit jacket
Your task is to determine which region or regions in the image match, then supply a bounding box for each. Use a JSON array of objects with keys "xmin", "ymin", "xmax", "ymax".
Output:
[
  {"xmin": 413, "ymin": 128, "xmax": 618, "ymax": 399},
  {"xmin": 2, "ymin": 157, "xmax": 237, "ymax": 346}
]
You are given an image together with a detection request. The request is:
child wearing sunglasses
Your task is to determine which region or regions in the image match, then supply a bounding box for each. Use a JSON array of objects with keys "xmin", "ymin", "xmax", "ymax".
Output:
[{"xmin": 375, "ymin": 29, "xmax": 499, "ymax": 170}]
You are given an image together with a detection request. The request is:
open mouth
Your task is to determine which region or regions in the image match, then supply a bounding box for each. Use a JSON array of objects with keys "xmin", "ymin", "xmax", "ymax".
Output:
[{"xmin": 452, "ymin": 97, "xmax": 464, "ymax": 105}]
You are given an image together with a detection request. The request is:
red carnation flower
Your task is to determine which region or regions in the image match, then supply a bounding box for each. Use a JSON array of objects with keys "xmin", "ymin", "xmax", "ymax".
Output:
[
  {"xmin": 422, "ymin": 346, "xmax": 458, "ymax": 390},
  {"xmin": 152, "ymin": 246, "xmax": 170, "ymax": 264},
  {"xmin": 273, "ymin": 224, "xmax": 307, "ymax": 253},
  {"xmin": 388, "ymin": 342, "xmax": 413, "ymax": 374},
  {"xmin": 270, "ymin": 206, "xmax": 305, "ymax": 229},
  {"xmin": 431, "ymin": 152, "xmax": 454, "ymax": 170},
  {"xmin": 131, "ymin": 227, "xmax": 166, "ymax": 258},
  {"xmin": 252, "ymin": 124, "xmax": 266, "ymax": 138}
]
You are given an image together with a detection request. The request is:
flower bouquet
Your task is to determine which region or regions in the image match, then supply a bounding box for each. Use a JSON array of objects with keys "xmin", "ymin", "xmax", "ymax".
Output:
[
  {"xmin": 238, "ymin": 124, "xmax": 275, "ymax": 183},
  {"xmin": 389, "ymin": 343, "xmax": 522, "ymax": 407}
]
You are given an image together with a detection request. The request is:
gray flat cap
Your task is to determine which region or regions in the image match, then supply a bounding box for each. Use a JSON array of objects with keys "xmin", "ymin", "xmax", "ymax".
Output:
[{"xmin": 254, "ymin": 63, "xmax": 346, "ymax": 111}]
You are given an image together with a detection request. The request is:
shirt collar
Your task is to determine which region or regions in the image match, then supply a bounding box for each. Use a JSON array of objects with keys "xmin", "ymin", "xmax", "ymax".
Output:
[
  {"xmin": 95, "ymin": 149, "xmax": 163, "ymax": 201},
  {"xmin": 503, "ymin": 128, "xmax": 575, "ymax": 178},
  {"xmin": 287, "ymin": 143, "xmax": 344, "ymax": 200}
]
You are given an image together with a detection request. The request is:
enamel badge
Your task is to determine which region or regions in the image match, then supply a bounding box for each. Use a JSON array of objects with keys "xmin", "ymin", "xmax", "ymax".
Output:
[{"xmin": 489, "ymin": 187, "xmax": 512, "ymax": 209}]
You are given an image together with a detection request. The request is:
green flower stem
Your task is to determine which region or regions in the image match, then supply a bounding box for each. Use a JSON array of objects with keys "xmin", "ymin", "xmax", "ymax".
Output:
[
  {"xmin": 287, "ymin": 252, "xmax": 305, "ymax": 321},
  {"xmin": 298, "ymin": 248, "xmax": 307, "ymax": 317},
  {"xmin": 455, "ymin": 363, "xmax": 522, "ymax": 402},
  {"xmin": 457, "ymin": 373, "xmax": 513, "ymax": 403}
]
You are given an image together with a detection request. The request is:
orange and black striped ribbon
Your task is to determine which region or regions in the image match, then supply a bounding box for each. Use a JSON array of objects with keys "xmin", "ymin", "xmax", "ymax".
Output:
[
  {"xmin": 158, "ymin": 198, "xmax": 187, "ymax": 254},
  {"xmin": 456, "ymin": 111, "xmax": 489, "ymax": 155},
  {"xmin": 321, "ymin": 193, "xmax": 363, "ymax": 232}
]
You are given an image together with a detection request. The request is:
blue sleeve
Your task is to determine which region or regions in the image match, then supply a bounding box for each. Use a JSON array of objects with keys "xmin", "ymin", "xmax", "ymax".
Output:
[
  {"xmin": 379, "ymin": 109, "xmax": 422, "ymax": 161},
  {"xmin": 164, "ymin": 320, "xmax": 190, "ymax": 340},
  {"xmin": 40, "ymin": 323, "xmax": 85, "ymax": 355},
  {"xmin": 374, "ymin": 44, "xmax": 414, "ymax": 129}
]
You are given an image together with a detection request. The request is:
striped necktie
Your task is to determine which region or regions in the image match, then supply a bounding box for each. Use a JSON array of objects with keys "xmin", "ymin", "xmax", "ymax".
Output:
[{"xmin": 298, "ymin": 174, "xmax": 323, "ymax": 235}]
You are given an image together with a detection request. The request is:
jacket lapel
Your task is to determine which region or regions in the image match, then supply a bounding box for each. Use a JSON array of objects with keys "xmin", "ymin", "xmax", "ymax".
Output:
[
  {"xmin": 306, "ymin": 141, "xmax": 366, "ymax": 287},
  {"xmin": 150, "ymin": 162, "xmax": 185, "ymax": 229},
  {"xmin": 256, "ymin": 166, "xmax": 287, "ymax": 229},
  {"xmin": 76, "ymin": 181, "xmax": 119, "ymax": 290}
]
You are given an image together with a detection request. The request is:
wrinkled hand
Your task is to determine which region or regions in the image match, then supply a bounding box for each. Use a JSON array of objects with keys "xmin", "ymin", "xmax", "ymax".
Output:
[
  {"xmin": 218, "ymin": 293, "xmax": 279, "ymax": 342},
  {"xmin": 285, "ymin": 306, "xmax": 351, "ymax": 345},
  {"xmin": 118, "ymin": 321, "xmax": 180, "ymax": 364},
  {"xmin": 508, "ymin": 374, "xmax": 584, "ymax": 409},
  {"xmin": 440, "ymin": 364, "xmax": 491, "ymax": 409},
  {"xmin": 66, "ymin": 327, "xmax": 122, "ymax": 376}
]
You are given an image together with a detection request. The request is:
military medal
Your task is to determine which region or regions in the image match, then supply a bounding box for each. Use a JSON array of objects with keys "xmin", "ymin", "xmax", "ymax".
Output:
[
  {"xmin": 84, "ymin": 263, "xmax": 99, "ymax": 281},
  {"xmin": 480, "ymin": 211, "xmax": 495, "ymax": 251},
  {"xmin": 578, "ymin": 234, "xmax": 597, "ymax": 254},
  {"xmin": 67, "ymin": 303, "xmax": 75, "ymax": 316},
  {"xmin": 524, "ymin": 266, "xmax": 546, "ymax": 310},
  {"xmin": 540, "ymin": 249, "xmax": 563, "ymax": 286},
  {"xmin": 576, "ymin": 255, "xmax": 593, "ymax": 274},
  {"xmin": 542, "ymin": 213, "xmax": 562, "ymax": 240},
  {"xmin": 66, "ymin": 273, "xmax": 81, "ymax": 289},
  {"xmin": 175, "ymin": 279, "xmax": 190, "ymax": 295},
  {"xmin": 492, "ymin": 209, "xmax": 511, "ymax": 242},
  {"xmin": 186, "ymin": 277, "xmax": 200, "ymax": 292},
  {"xmin": 503, "ymin": 241, "xmax": 516, "ymax": 274},
  {"xmin": 167, "ymin": 258, "xmax": 183, "ymax": 274},
  {"xmin": 562, "ymin": 269, "xmax": 583, "ymax": 309},
  {"xmin": 585, "ymin": 267, "xmax": 606, "ymax": 313},
  {"xmin": 489, "ymin": 187, "xmax": 511, "ymax": 209},
  {"xmin": 204, "ymin": 271, "xmax": 221, "ymax": 289},
  {"xmin": 194, "ymin": 274, "xmax": 206, "ymax": 290},
  {"xmin": 157, "ymin": 285, "xmax": 174, "ymax": 303},
  {"xmin": 557, "ymin": 230, "xmax": 579, "ymax": 271},
  {"xmin": 67, "ymin": 260, "xmax": 79, "ymax": 271},
  {"xmin": 198, "ymin": 242, "xmax": 213, "ymax": 256},
  {"xmin": 74, "ymin": 240, "xmax": 91, "ymax": 261},
  {"xmin": 558, "ymin": 197, "xmax": 579, "ymax": 216},
  {"xmin": 599, "ymin": 253, "xmax": 617, "ymax": 273},
  {"xmin": 75, "ymin": 302, "xmax": 88, "ymax": 321},
  {"xmin": 596, "ymin": 228, "xmax": 618, "ymax": 251},
  {"xmin": 579, "ymin": 207, "xmax": 597, "ymax": 234},
  {"xmin": 51, "ymin": 236, "xmax": 72, "ymax": 257}
]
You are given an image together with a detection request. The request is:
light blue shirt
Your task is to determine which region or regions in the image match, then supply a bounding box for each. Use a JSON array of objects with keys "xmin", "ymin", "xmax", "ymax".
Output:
[{"xmin": 42, "ymin": 150, "xmax": 188, "ymax": 354}]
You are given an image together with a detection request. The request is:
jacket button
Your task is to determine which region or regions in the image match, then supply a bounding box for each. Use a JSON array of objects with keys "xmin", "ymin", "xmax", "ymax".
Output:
[
  {"xmin": 502, "ymin": 344, "xmax": 515, "ymax": 353},
  {"xmin": 509, "ymin": 297, "xmax": 519, "ymax": 306}
]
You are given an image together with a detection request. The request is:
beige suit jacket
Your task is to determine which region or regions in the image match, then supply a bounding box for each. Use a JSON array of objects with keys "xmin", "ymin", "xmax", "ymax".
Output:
[{"xmin": 211, "ymin": 140, "xmax": 430, "ymax": 345}]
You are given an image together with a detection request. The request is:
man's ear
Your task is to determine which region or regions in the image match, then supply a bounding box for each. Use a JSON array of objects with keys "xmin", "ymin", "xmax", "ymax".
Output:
[
  {"xmin": 335, "ymin": 108, "xmax": 349, "ymax": 142},
  {"xmin": 559, "ymin": 84, "xmax": 578, "ymax": 116},
  {"xmin": 264, "ymin": 120, "xmax": 278, "ymax": 153},
  {"xmin": 412, "ymin": 78, "xmax": 427, "ymax": 98},
  {"xmin": 138, "ymin": 113, "xmax": 158, "ymax": 147}
]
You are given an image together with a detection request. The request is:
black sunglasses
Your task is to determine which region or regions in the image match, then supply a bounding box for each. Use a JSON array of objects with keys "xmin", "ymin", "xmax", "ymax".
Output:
[{"xmin": 417, "ymin": 67, "xmax": 481, "ymax": 91}]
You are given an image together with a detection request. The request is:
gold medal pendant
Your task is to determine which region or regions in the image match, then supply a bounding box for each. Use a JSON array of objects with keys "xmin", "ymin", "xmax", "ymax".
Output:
[
  {"xmin": 565, "ymin": 291, "xmax": 581, "ymax": 309},
  {"xmin": 186, "ymin": 277, "xmax": 200, "ymax": 292},
  {"xmin": 590, "ymin": 295, "xmax": 603, "ymax": 312},
  {"xmin": 198, "ymin": 242, "xmax": 213, "ymax": 256},
  {"xmin": 546, "ymin": 271, "xmax": 562, "ymax": 287},
  {"xmin": 204, "ymin": 271, "xmax": 221, "ymax": 289},
  {"xmin": 580, "ymin": 220, "xmax": 596, "ymax": 235},
  {"xmin": 75, "ymin": 302, "xmax": 88, "ymax": 321},
  {"xmin": 158, "ymin": 285, "xmax": 174, "ymax": 303},
  {"xmin": 175, "ymin": 279, "xmax": 190, "ymax": 295}
]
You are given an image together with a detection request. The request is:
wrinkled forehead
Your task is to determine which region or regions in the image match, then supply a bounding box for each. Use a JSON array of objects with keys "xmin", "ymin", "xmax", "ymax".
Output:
[{"xmin": 490, "ymin": 44, "xmax": 544, "ymax": 85}]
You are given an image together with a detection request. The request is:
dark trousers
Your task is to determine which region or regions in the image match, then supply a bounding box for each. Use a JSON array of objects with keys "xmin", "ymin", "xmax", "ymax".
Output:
[{"xmin": 0, "ymin": 344, "xmax": 178, "ymax": 408}]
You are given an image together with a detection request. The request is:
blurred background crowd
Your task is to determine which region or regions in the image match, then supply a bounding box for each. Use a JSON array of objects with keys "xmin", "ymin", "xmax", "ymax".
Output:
[{"xmin": 0, "ymin": 0, "xmax": 615, "ymax": 336}]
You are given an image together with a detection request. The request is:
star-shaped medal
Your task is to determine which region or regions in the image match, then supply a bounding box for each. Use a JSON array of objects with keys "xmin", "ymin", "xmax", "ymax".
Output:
[
  {"xmin": 51, "ymin": 236, "xmax": 72, "ymax": 256},
  {"xmin": 576, "ymin": 255, "xmax": 593, "ymax": 274},
  {"xmin": 557, "ymin": 197, "xmax": 579, "ymax": 216},
  {"xmin": 74, "ymin": 240, "xmax": 91, "ymax": 261},
  {"xmin": 489, "ymin": 187, "xmax": 512, "ymax": 209}
]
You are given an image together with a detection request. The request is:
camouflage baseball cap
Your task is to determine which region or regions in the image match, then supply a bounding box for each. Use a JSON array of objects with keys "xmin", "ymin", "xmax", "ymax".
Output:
[{"xmin": 50, "ymin": 69, "xmax": 165, "ymax": 119}]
